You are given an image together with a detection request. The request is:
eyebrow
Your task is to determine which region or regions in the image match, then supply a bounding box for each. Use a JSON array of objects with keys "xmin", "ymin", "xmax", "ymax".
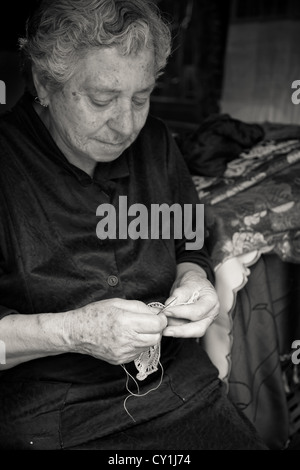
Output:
[{"xmin": 85, "ymin": 83, "xmax": 156, "ymax": 94}]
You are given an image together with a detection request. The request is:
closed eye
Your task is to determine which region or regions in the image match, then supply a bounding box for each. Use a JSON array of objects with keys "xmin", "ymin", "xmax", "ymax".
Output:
[
  {"xmin": 132, "ymin": 97, "xmax": 149, "ymax": 108},
  {"xmin": 90, "ymin": 98, "xmax": 113, "ymax": 108}
]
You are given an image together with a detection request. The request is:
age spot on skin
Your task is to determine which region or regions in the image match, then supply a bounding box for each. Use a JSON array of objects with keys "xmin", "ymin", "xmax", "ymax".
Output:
[{"xmin": 71, "ymin": 91, "xmax": 80, "ymax": 102}]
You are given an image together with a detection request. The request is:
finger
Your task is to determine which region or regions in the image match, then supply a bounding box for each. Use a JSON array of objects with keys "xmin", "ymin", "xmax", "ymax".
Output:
[
  {"xmin": 117, "ymin": 300, "xmax": 168, "ymax": 322},
  {"xmin": 166, "ymin": 317, "xmax": 189, "ymax": 327},
  {"xmin": 131, "ymin": 332, "xmax": 163, "ymax": 347},
  {"xmin": 166, "ymin": 284, "xmax": 204, "ymax": 306},
  {"xmin": 113, "ymin": 299, "xmax": 153, "ymax": 314},
  {"xmin": 126, "ymin": 311, "xmax": 168, "ymax": 333},
  {"xmin": 121, "ymin": 346, "xmax": 159, "ymax": 365},
  {"xmin": 164, "ymin": 301, "xmax": 219, "ymax": 322},
  {"xmin": 164, "ymin": 292, "xmax": 190, "ymax": 308},
  {"xmin": 163, "ymin": 317, "xmax": 214, "ymax": 338}
]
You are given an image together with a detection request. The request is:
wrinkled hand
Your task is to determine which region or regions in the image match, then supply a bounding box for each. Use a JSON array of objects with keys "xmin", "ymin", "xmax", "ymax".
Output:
[
  {"xmin": 162, "ymin": 270, "xmax": 220, "ymax": 338},
  {"xmin": 66, "ymin": 299, "xmax": 167, "ymax": 365}
]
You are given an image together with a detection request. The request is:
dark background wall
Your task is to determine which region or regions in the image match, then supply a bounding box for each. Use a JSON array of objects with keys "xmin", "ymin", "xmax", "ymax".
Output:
[
  {"xmin": 0, "ymin": 4, "xmax": 35, "ymax": 50},
  {"xmin": 0, "ymin": 2, "xmax": 38, "ymax": 114},
  {"xmin": 150, "ymin": 0, "xmax": 231, "ymax": 131}
]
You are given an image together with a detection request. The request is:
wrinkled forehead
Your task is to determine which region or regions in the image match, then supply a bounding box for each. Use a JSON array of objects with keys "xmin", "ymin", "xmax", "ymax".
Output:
[{"xmin": 72, "ymin": 46, "xmax": 156, "ymax": 92}]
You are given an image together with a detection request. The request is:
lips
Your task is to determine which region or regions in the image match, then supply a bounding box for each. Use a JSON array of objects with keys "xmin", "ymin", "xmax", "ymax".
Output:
[{"xmin": 95, "ymin": 139, "xmax": 126, "ymax": 146}]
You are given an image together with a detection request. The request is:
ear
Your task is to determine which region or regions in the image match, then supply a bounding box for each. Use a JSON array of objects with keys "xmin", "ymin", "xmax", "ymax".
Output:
[{"xmin": 32, "ymin": 65, "xmax": 51, "ymax": 107}]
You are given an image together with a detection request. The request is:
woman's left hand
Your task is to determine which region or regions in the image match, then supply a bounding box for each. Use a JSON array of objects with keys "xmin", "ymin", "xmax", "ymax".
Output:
[{"xmin": 162, "ymin": 267, "xmax": 220, "ymax": 338}]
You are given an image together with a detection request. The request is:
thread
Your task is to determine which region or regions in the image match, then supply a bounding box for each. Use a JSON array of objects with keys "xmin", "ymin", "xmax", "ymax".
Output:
[
  {"xmin": 121, "ymin": 360, "xmax": 164, "ymax": 422},
  {"xmin": 119, "ymin": 300, "xmax": 175, "ymax": 421}
]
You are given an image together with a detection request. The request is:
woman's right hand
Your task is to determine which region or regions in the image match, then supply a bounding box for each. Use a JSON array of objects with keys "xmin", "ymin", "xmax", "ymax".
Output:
[{"xmin": 66, "ymin": 299, "xmax": 168, "ymax": 365}]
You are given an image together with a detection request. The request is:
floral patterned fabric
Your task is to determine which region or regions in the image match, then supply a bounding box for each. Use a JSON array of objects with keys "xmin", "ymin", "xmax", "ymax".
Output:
[{"xmin": 192, "ymin": 138, "xmax": 300, "ymax": 269}]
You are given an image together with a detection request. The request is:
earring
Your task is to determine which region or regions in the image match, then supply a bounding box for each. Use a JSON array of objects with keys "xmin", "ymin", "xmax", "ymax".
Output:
[{"xmin": 34, "ymin": 96, "xmax": 48, "ymax": 108}]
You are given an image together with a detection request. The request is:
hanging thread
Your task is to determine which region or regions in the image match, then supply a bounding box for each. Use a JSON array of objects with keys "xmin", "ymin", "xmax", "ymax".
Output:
[
  {"xmin": 120, "ymin": 300, "xmax": 175, "ymax": 421},
  {"xmin": 121, "ymin": 360, "xmax": 164, "ymax": 422}
]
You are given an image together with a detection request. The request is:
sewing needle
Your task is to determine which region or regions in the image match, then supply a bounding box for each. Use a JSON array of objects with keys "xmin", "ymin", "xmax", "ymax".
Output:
[{"xmin": 158, "ymin": 297, "xmax": 177, "ymax": 315}]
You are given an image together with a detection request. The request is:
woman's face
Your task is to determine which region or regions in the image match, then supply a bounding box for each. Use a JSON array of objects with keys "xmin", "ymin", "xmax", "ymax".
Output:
[{"xmin": 41, "ymin": 47, "xmax": 156, "ymax": 176}]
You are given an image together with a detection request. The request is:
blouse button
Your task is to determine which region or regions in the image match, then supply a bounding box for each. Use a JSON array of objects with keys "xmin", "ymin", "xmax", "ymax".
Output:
[{"xmin": 107, "ymin": 275, "xmax": 119, "ymax": 287}]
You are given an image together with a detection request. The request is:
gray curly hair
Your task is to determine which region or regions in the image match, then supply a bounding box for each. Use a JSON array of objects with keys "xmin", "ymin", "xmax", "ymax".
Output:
[{"xmin": 19, "ymin": 0, "xmax": 172, "ymax": 94}]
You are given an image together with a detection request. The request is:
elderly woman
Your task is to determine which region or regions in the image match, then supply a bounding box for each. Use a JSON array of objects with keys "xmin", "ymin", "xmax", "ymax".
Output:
[{"xmin": 0, "ymin": 0, "xmax": 267, "ymax": 450}]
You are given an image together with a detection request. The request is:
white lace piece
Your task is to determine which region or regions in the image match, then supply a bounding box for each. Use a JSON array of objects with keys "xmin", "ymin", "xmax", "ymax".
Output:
[
  {"xmin": 134, "ymin": 301, "xmax": 165, "ymax": 381},
  {"xmin": 134, "ymin": 343, "xmax": 161, "ymax": 381}
]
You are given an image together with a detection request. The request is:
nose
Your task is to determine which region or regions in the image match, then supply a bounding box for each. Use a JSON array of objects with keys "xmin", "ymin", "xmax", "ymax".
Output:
[{"xmin": 108, "ymin": 101, "xmax": 134, "ymax": 138}]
